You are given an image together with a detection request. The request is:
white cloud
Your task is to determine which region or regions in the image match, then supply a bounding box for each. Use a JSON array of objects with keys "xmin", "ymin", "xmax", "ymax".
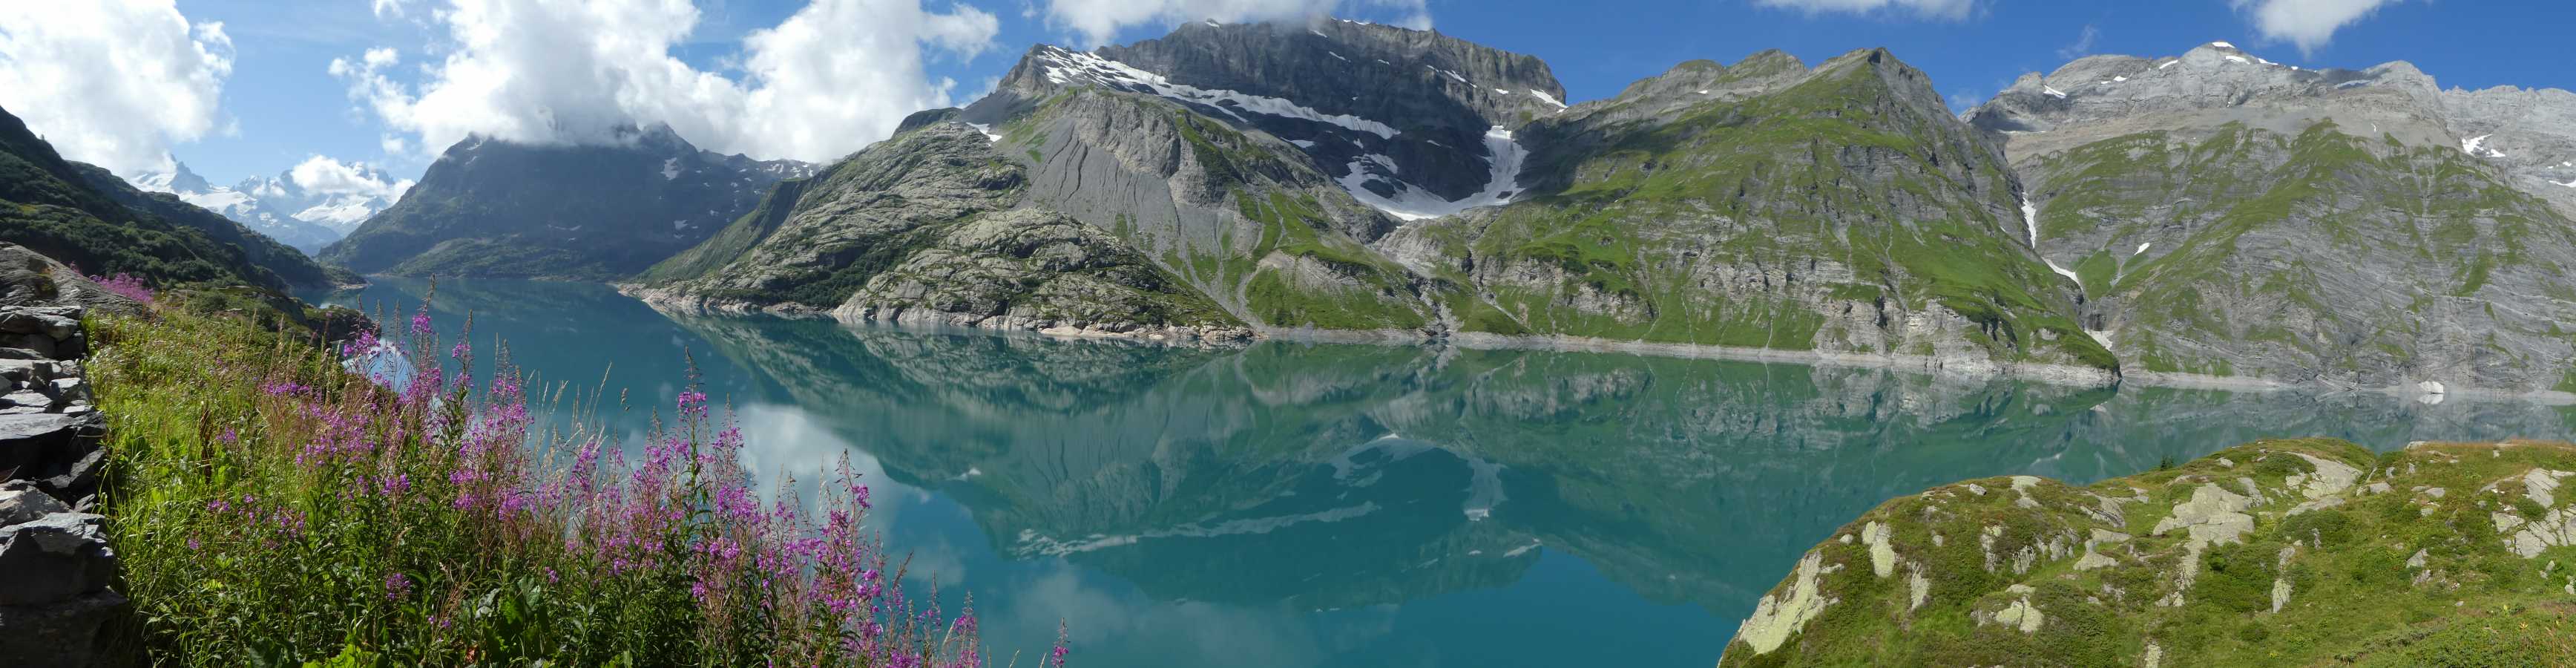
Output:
[
  {"xmin": 2057, "ymin": 24, "xmax": 2099, "ymax": 59},
  {"xmin": 332, "ymin": 0, "xmax": 999, "ymax": 165},
  {"xmin": 1750, "ymin": 0, "xmax": 1977, "ymax": 21},
  {"xmin": 2228, "ymin": 0, "xmax": 2402, "ymax": 54},
  {"xmin": 0, "ymin": 0, "xmax": 234, "ymax": 176},
  {"xmin": 1040, "ymin": 0, "xmax": 1433, "ymax": 48},
  {"xmin": 289, "ymin": 155, "xmax": 415, "ymax": 201}
]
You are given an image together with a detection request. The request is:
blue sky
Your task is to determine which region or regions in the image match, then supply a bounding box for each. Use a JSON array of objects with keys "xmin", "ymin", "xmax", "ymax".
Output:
[{"xmin": 7, "ymin": 0, "xmax": 2571, "ymax": 189}]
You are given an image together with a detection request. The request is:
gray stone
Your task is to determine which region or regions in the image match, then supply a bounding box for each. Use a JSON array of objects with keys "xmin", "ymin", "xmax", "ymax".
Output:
[
  {"xmin": 47, "ymin": 379, "xmax": 86, "ymax": 406},
  {"xmin": 0, "ymin": 335, "xmax": 51, "ymax": 361},
  {"xmin": 0, "ymin": 413, "xmax": 99, "ymax": 488},
  {"xmin": 1, "ymin": 390, "xmax": 50, "ymax": 411},
  {"xmin": 0, "ymin": 481, "xmax": 67, "ymax": 525},
  {"xmin": 0, "ymin": 312, "xmax": 77, "ymax": 341},
  {"xmin": 36, "ymin": 447, "xmax": 103, "ymax": 500},
  {"xmin": 0, "ymin": 513, "xmax": 115, "ymax": 606},
  {"xmin": 0, "ymin": 358, "xmax": 52, "ymax": 384},
  {"xmin": 0, "ymin": 589, "xmax": 126, "ymax": 668}
]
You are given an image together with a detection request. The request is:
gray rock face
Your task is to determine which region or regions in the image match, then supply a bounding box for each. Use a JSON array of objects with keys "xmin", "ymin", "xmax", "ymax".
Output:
[
  {"xmin": 2439, "ymin": 85, "xmax": 2576, "ymax": 219},
  {"xmin": 1972, "ymin": 42, "xmax": 2576, "ymax": 393},
  {"xmin": 977, "ymin": 19, "xmax": 1563, "ymax": 203},
  {"xmin": 634, "ymin": 122, "xmax": 1250, "ymax": 338},
  {"xmin": 838, "ymin": 209, "xmax": 1250, "ymax": 340}
]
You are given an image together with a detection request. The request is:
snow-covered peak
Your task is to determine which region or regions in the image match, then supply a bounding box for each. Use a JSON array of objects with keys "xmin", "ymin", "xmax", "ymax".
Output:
[{"xmin": 1034, "ymin": 46, "xmax": 1399, "ymax": 139}]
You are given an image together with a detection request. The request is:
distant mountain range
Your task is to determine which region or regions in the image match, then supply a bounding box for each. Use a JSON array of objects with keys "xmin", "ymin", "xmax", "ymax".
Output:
[
  {"xmin": 127, "ymin": 161, "xmax": 408, "ymax": 255},
  {"xmin": 315, "ymin": 124, "xmax": 820, "ymax": 281}
]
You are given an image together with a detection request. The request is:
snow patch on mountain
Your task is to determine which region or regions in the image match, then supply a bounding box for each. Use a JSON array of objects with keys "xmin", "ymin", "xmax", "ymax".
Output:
[
  {"xmin": 1528, "ymin": 90, "xmax": 1566, "ymax": 109},
  {"xmin": 2460, "ymin": 134, "xmax": 2507, "ymax": 158},
  {"xmin": 1036, "ymin": 46, "xmax": 1398, "ymax": 139},
  {"xmin": 662, "ymin": 157, "xmax": 682, "ymax": 180},
  {"xmin": 2020, "ymin": 197, "xmax": 2082, "ymax": 284},
  {"xmin": 1338, "ymin": 126, "xmax": 1527, "ymax": 221}
]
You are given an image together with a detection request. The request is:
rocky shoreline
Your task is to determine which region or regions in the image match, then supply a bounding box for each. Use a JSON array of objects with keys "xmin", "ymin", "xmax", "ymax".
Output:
[{"xmin": 624, "ymin": 281, "xmax": 2576, "ymax": 403}]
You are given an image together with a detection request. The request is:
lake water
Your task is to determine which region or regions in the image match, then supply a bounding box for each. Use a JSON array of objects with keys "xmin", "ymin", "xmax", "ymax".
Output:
[{"xmin": 311, "ymin": 278, "xmax": 2576, "ymax": 667}]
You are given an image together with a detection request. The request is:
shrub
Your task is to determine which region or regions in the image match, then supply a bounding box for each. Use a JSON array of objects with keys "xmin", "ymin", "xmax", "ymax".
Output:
[{"xmin": 88, "ymin": 299, "xmax": 1056, "ymax": 666}]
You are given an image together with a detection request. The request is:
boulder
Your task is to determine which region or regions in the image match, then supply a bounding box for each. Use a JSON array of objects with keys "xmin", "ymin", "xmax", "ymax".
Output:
[
  {"xmin": 0, "ymin": 312, "xmax": 77, "ymax": 341},
  {"xmin": 0, "ymin": 481, "xmax": 67, "ymax": 525},
  {"xmin": 0, "ymin": 413, "xmax": 101, "ymax": 489},
  {"xmin": 36, "ymin": 448, "xmax": 103, "ymax": 502},
  {"xmin": 0, "ymin": 335, "xmax": 52, "ymax": 361},
  {"xmin": 0, "ymin": 589, "xmax": 126, "ymax": 668},
  {"xmin": 0, "ymin": 245, "xmax": 145, "ymax": 318},
  {"xmin": 0, "ymin": 513, "xmax": 116, "ymax": 606}
]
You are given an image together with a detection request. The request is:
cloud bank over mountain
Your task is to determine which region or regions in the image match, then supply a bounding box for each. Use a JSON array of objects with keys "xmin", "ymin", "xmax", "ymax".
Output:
[{"xmin": 329, "ymin": 0, "xmax": 999, "ymax": 166}]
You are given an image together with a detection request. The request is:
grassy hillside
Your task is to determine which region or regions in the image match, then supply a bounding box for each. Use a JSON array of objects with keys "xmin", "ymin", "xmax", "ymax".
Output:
[
  {"xmin": 0, "ymin": 104, "xmax": 341, "ymax": 292},
  {"xmin": 1724, "ymin": 437, "xmax": 2576, "ymax": 667}
]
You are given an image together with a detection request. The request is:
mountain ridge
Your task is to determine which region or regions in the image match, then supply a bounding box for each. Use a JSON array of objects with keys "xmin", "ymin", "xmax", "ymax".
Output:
[
  {"xmin": 625, "ymin": 24, "xmax": 2576, "ymax": 396},
  {"xmin": 0, "ymin": 102, "xmax": 346, "ymax": 293}
]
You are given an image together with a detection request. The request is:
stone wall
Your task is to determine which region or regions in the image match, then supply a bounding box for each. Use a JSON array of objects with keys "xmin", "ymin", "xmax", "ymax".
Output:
[{"xmin": 0, "ymin": 304, "xmax": 121, "ymax": 667}]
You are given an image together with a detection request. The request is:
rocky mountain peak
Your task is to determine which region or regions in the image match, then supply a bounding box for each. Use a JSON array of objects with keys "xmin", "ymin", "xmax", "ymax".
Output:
[
  {"xmin": 1816, "ymin": 47, "xmax": 1954, "ymax": 121},
  {"xmin": 1965, "ymin": 41, "xmax": 2453, "ymax": 144},
  {"xmin": 970, "ymin": 17, "xmax": 1564, "ymax": 216}
]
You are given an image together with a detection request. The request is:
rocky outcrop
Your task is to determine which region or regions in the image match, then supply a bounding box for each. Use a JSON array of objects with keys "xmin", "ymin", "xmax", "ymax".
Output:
[
  {"xmin": 0, "ymin": 245, "xmax": 145, "ymax": 319},
  {"xmin": 631, "ymin": 122, "xmax": 1250, "ymax": 339},
  {"xmin": 836, "ymin": 209, "xmax": 1251, "ymax": 341},
  {"xmin": 1721, "ymin": 438, "xmax": 2576, "ymax": 666},
  {"xmin": 0, "ymin": 304, "xmax": 121, "ymax": 667}
]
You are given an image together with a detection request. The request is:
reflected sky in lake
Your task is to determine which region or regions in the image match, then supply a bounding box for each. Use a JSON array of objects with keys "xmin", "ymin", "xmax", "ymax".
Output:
[{"xmin": 312, "ymin": 278, "xmax": 2576, "ymax": 667}]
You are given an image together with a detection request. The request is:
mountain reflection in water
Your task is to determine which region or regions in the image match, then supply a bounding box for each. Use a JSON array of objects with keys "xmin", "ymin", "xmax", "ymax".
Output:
[{"xmin": 316, "ymin": 278, "xmax": 2576, "ymax": 667}]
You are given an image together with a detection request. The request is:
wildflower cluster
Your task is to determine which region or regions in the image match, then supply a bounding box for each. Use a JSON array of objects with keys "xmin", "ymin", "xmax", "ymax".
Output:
[
  {"xmin": 85, "ymin": 297, "xmax": 1062, "ymax": 666},
  {"xmin": 87, "ymin": 272, "xmax": 154, "ymax": 304}
]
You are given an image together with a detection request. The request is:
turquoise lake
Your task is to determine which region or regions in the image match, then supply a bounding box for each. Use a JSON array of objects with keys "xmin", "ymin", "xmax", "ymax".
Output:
[{"xmin": 312, "ymin": 278, "xmax": 2576, "ymax": 667}]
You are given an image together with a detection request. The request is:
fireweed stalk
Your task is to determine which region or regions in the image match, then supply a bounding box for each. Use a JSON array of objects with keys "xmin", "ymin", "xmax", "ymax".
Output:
[{"xmin": 85, "ymin": 298, "xmax": 1062, "ymax": 666}]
